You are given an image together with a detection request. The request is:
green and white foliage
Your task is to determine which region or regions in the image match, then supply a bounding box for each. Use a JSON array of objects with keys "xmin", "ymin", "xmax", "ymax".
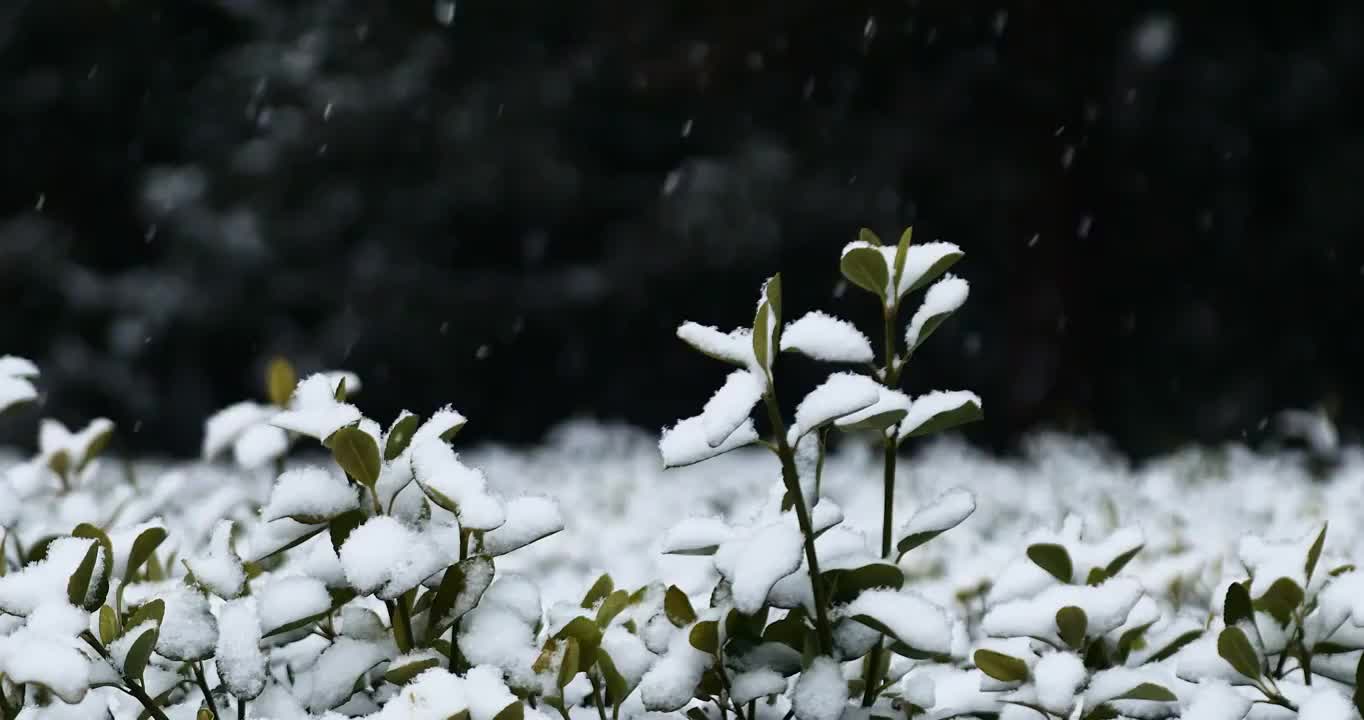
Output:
[
  {"xmin": 0, "ymin": 362, "xmax": 575, "ymax": 720},
  {"xmin": 6, "ymin": 230, "xmax": 1364, "ymax": 720}
]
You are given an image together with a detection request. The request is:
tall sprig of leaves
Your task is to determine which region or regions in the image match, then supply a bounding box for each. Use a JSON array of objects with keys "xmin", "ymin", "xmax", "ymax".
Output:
[
  {"xmin": 660, "ymin": 233, "xmax": 983, "ymax": 713},
  {"xmin": 827, "ymin": 228, "xmax": 983, "ymax": 703}
]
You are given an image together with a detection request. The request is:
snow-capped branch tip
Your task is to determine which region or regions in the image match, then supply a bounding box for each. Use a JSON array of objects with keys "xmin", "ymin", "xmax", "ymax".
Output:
[{"xmin": 0, "ymin": 355, "xmax": 40, "ymax": 413}]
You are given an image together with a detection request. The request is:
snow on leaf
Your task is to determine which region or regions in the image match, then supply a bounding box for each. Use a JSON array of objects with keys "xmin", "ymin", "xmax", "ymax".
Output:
[
  {"xmin": 257, "ymin": 575, "xmax": 332, "ymax": 636},
  {"xmin": 898, "ymin": 241, "xmax": 964, "ymax": 296},
  {"xmin": 904, "ymin": 275, "xmax": 969, "ymax": 350},
  {"xmin": 262, "ymin": 466, "xmax": 360, "ymax": 523},
  {"xmin": 482, "ymin": 496, "xmax": 564, "ymax": 556},
  {"xmin": 897, "ymin": 390, "xmax": 983, "ymax": 440},
  {"xmin": 410, "ymin": 438, "xmax": 506, "ymax": 531},
  {"xmin": 790, "ymin": 372, "xmax": 880, "ymax": 440},
  {"xmin": 659, "ymin": 414, "xmax": 759, "ymax": 468},
  {"xmin": 661, "ymin": 516, "xmax": 733, "ymax": 556},
  {"xmin": 202, "ymin": 402, "xmax": 273, "ymax": 460},
  {"xmin": 732, "ymin": 519, "xmax": 804, "ymax": 613},
  {"xmin": 216, "ymin": 597, "xmax": 266, "ymax": 700},
  {"xmin": 897, "ymin": 489, "xmax": 976, "ymax": 555},
  {"xmin": 185, "ymin": 520, "xmax": 245, "ymax": 599},
  {"xmin": 846, "ymin": 589, "xmax": 954, "ymax": 656},
  {"xmin": 270, "ymin": 373, "xmax": 363, "ymax": 440},
  {"xmin": 699, "ymin": 370, "xmax": 765, "ymax": 448},
  {"xmin": 780, "ymin": 311, "xmax": 875, "ymax": 364},
  {"xmin": 792, "ymin": 656, "xmax": 848, "ymax": 720},
  {"xmin": 676, "ymin": 322, "xmax": 755, "ymax": 368},
  {"xmin": 338, "ymin": 515, "xmax": 445, "ymax": 599}
]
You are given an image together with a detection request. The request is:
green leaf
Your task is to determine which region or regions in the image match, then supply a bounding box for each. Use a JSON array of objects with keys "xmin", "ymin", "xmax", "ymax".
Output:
[
  {"xmin": 1104, "ymin": 545, "xmax": 1143, "ymax": 577},
  {"xmin": 752, "ymin": 301, "xmax": 770, "ymax": 371},
  {"xmin": 1056, "ymin": 606, "xmax": 1087, "ymax": 650},
  {"xmin": 123, "ymin": 628, "xmax": 158, "ymax": 683},
  {"xmin": 841, "ymin": 246, "xmax": 889, "ymax": 299},
  {"xmin": 1223, "ymin": 581, "xmax": 1253, "ymax": 627},
  {"xmin": 98, "ymin": 605, "xmax": 119, "ymax": 644},
  {"xmin": 66, "ymin": 541, "xmax": 100, "ymax": 608},
  {"xmin": 837, "ymin": 408, "xmax": 908, "ymax": 434},
  {"xmin": 267, "ymin": 357, "xmax": 296, "ymax": 407},
  {"xmin": 197, "ymin": 708, "xmax": 214, "ymax": 720},
  {"xmin": 384, "ymin": 412, "xmax": 421, "ymax": 461},
  {"xmin": 78, "ymin": 424, "xmax": 114, "ymax": 471},
  {"xmin": 1354, "ymin": 654, "xmax": 1364, "ymax": 716},
  {"xmin": 1027, "ymin": 543, "xmax": 1073, "ymax": 583},
  {"xmin": 555, "ymin": 617, "xmax": 603, "ymax": 673},
  {"xmin": 1085, "ymin": 567, "xmax": 1109, "ymax": 586},
  {"xmin": 264, "ymin": 588, "xmax": 357, "ymax": 639},
  {"xmin": 896, "ymin": 528, "xmax": 950, "ymax": 557},
  {"xmin": 330, "ymin": 426, "xmax": 381, "ymax": 488},
  {"xmin": 1111, "ymin": 682, "xmax": 1176, "ymax": 702},
  {"xmin": 893, "ymin": 227, "xmax": 912, "ymax": 287},
  {"xmin": 557, "ymin": 637, "xmax": 580, "ymax": 690},
  {"xmin": 329, "ymin": 509, "xmax": 366, "ymax": 556},
  {"xmin": 1253, "ymin": 577, "xmax": 1305, "ymax": 626},
  {"xmin": 905, "ymin": 307, "xmax": 959, "ymax": 351},
  {"xmin": 765, "ymin": 274, "xmax": 783, "ymax": 330},
  {"xmin": 124, "ymin": 599, "xmax": 165, "ymax": 637},
  {"xmin": 902, "ymin": 396, "xmax": 983, "ymax": 439},
  {"xmin": 595, "ymin": 590, "xmax": 630, "ymax": 628},
  {"xmin": 425, "ymin": 555, "xmax": 495, "ymax": 642},
  {"xmin": 581, "ymin": 573, "xmax": 615, "ymax": 610},
  {"xmin": 664, "ymin": 586, "xmax": 696, "ymax": 627},
  {"xmin": 1115, "ymin": 621, "xmax": 1155, "ymax": 663},
  {"xmin": 596, "ymin": 648, "xmax": 629, "ymax": 707},
  {"xmin": 1144, "ymin": 629, "xmax": 1202, "ymax": 664},
  {"xmin": 333, "ymin": 376, "xmax": 348, "ymax": 403},
  {"xmin": 974, "ymin": 649, "xmax": 1029, "ymax": 682},
  {"xmin": 825, "ymin": 563, "xmax": 905, "ymax": 604},
  {"xmin": 1216, "ymin": 626, "xmax": 1260, "ymax": 680},
  {"xmin": 25, "ymin": 535, "xmax": 59, "ymax": 564},
  {"xmin": 124, "ymin": 527, "xmax": 168, "ymax": 585},
  {"xmin": 492, "ymin": 701, "xmax": 524, "ymax": 720},
  {"xmin": 384, "ymin": 656, "xmax": 441, "ymax": 685},
  {"xmin": 1083, "ymin": 706, "xmax": 1120, "ymax": 720},
  {"xmin": 689, "ymin": 620, "xmax": 719, "ymax": 654},
  {"xmin": 859, "ymin": 228, "xmax": 883, "ymax": 246},
  {"xmin": 1306, "ymin": 523, "xmax": 1327, "ymax": 582}
]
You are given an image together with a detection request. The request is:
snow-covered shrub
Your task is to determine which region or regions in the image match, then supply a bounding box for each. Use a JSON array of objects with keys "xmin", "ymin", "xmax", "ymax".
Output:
[{"xmin": 6, "ymin": 230, "xmax": 1364, "ymax": 720}]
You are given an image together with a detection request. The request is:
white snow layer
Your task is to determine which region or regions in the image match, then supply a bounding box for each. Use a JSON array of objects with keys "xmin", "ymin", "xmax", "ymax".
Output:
[
  {"xmin": 262, "ymin": 466, "xmax": 360, "ymax": 522},
  {"xmin": 699, "ymin": 370, "xmax": 765, "ymax": 448},
  {"xmin": 675, "ymin": 322, "xmax": 755, "ymax": 368},
  {"xmin": 270, "ymin": 373, "xmax": 363, "ymax": 440},
  {"xmin": 791, "ymin": 372, "xmax": 880, "ymax": 439},
  {"xmin": 410, "ymin": 438, "xmax": 507, "ymax": 531},
  {"xmin": 792, "ymin": 657, "xmax": 847, "ymax": 720},
  {"xmin": 659, "ymin": 414, "xmax": 758, "ymax": 468},
  {"xmin": 904, "ymin": 275, "xmax": 969, "ymax": 349},
  {"xmin": 900, "ymin": 489, "xmax": 977, "ymax": 538},
  {"xmin": 185, "ymin": 520, "xmax": 246, "ymax": 599},
  {"xmin": 216, "ymin": 597, "xmax": 267, "ymax": 699},
  {"xmin": 481, "ymin": 496, "xmax": 564, "ymax": 556},
  {"xmin": 780, "ymin": 311, "xmax": 874, "ymax": 364},
  {"xmin": 339, "ymin": 515, "xmax": 444, "ymax": 599},
  {"xmin": 897, "ymin": 390, "xmax": 982, "ymax": 438}
]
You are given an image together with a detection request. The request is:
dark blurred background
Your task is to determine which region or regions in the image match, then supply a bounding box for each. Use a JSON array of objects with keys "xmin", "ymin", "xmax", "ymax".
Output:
[{"xmin": 2, "ymin": 0, "xmax": 1363, "ymax": 459}]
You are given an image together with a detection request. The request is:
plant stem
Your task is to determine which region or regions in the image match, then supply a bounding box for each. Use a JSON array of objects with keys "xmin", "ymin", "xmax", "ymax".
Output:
[
  {"xmin": 862, "ymin": 306, "xmax": 902, "ymax": 706},
  {"xmin": 193, "ymin": 661, "xmax": 220, "ymax": 720},
  {"xmin": 239, "ymin": 698, "xmax": 247, "ymax": 720},
  {"xmin": 589, "ymin": 677, "xmax": 609, "ymax": 720},
  {"xmin": 80, "ymin": 630, "xmax": 169, "ymax": 720},
  {"xmin": 762, "ymin": 393, "xmax": 833, "ymax": 656}
]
